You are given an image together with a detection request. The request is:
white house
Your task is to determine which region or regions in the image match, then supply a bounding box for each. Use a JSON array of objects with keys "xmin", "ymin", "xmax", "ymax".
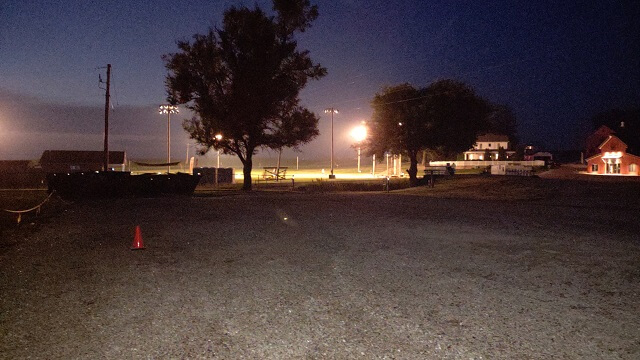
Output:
[{"xmin": 463, "ymin": 134, "xmax": 515, "ymax": 160}]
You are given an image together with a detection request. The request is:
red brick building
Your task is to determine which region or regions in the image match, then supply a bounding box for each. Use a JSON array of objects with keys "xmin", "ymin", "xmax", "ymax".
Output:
[{"xmin": 586, "ymin": 135, "xmax": 639, "ymax": 176}]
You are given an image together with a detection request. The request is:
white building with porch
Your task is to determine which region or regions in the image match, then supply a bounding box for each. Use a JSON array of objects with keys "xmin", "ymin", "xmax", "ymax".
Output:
[{"xmin": 463, "ymin": 134, "xmax": 515, "ymax": 160}]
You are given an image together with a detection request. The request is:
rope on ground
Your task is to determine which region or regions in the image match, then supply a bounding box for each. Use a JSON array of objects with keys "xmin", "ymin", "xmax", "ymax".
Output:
[{"xmin": 3, "ymin": 191, "xmax": 55, "ymax": 224}]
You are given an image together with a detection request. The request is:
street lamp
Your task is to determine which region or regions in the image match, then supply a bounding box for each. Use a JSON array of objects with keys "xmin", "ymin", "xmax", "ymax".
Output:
[
  {"xmin": 158, "ymin": 105, "xmax": 179, "ymax": 174},
  {"xmin": 324, "ymin": 108, "xmax": 338, "ymax": 179},
  {"xmin": 350, "ymin": 123, "xmax": 367, "ymax": 173}
]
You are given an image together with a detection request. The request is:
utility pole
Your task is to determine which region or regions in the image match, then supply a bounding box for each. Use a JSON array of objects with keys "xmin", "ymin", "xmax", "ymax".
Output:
[{"xmin": 103, "ymin": 64, "xmax": 111, "ymax": 172}]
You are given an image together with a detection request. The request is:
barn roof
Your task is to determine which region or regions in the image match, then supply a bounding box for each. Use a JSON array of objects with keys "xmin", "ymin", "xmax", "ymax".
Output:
[
  {"xmin": 40, "ymin": 150, "xmax": 126, "ymax": 164},
  {"xmin": 476, "ymin": 133, "xmax": 509, "ymax": 142}
]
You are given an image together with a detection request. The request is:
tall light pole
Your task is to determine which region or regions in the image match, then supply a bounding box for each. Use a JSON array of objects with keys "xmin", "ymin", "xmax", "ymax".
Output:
[
  {"xmin": 214, "ymin": 134, "xmax": 222, "ymax": 186},
  {"xmin": 214, "ymin": 133, "xmax": 223, "ymax": 167},
  {"xmin": 102, "ymin": 64, "xmax": 111, "ymax": 172},
  {"xmin": 324, "ymin": 108, "xmax": 338, "ymax": 179},
  {"xmin": 158, "ymin": 105, "xmax": 179, "ymax": 174},
  {"xmin": 372, "ymin": 154, "xmax": 376, "ymax": 176},
  {"xmin": 386, "ymin": 152, "xmax": 390, "ymax": 176},
  {"xmin": 350, "ymin": 124, "xmax": 367, "ymax": 173}
]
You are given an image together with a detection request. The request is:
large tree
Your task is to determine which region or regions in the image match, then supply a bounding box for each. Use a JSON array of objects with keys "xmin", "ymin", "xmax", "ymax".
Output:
[
  {"xmin": 365, "ymin": 84, "xmax": 426, "ymax": 185},
  {"xmin": 364, "ymin": 79, "xmax": 490, "ymax": 186},
  {"xmin": 164, "ymin": 0, "xmax": 326, "ymax": 190},
  {"xmin": 591, "ymin": 107, "xmax": 640, "ymax": 153}
]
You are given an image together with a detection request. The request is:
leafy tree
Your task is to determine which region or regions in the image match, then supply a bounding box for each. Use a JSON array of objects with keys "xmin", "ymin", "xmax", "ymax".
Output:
[
  {"xmin": 483, "ymin": 148, "xmax": 492, "ymax": 161},
  {"xmin": 164, "ymin": 0, "xmax": 326, "ymax": 190},
  {"xmin": 364, "ymin": 79, "xmax": 490, "ymax": 186},
  {"xmin": 497, "ymin": 146, "xmax": 507, "ymax": 160},
  {"xmin": 365, "ymin": 83, "xmax": 424, "ymax": 178}
]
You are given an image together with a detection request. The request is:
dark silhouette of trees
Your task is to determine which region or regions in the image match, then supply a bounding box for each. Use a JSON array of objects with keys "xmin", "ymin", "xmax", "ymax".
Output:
[
  {"xmin": 591, "ymin": 108, "xmax": 640, "ymax": 153},
  {"xmin": 164, "ymin": 0, "xmax": 325, "ymax": 190},
  {"xmin": 364, "ymin": 79, "xmax": 490, "ymax": 186},
  {"xmin": 483, "ymin": 148, "xmax": 492, "ymax": 161}
]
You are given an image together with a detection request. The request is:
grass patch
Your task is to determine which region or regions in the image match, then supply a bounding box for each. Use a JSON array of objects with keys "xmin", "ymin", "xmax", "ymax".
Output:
[
  {"xmin": 398, "ymin": 175, "xmax": 553, "ymax": 201},
  {"xmin": 297, "ymin": 178, "xmax": 411, "ymax": 192}
]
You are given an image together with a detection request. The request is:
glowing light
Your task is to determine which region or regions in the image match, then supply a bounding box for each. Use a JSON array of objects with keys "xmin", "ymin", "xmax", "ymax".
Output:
[
  {"xmin": 215, "ymin": 134, "xmax": 223, "ymax": 141},
  {"xmin": 603, "ymin": 151, "xmax": 623, "ymax": 159},
  {"xmin": 350, "ymin": 125, "xmax": 367, "ymax": 142},
  {"xmin": 158, "ymin": 105, "xmax": 179, "ymax": 114}
]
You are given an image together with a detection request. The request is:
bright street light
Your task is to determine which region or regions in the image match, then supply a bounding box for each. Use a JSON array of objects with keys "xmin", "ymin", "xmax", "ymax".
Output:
[
  {"xmin": 158, "ymin": 105, "xmax": 179, "ymax": 173},
  {"xmin": 324, "ymin": 108, "xmax": 338, "ymax": 179},
  {"xmin": 350, "ymin": 124, "xmax": 367, "ymax": 142}
]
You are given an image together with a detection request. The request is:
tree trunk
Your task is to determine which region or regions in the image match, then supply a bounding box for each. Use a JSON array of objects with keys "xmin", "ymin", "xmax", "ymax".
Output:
[
  {"xmin": 408, "ymin": 150, "xmax": 419, "ymax": 187},
  {"xmin": 242, "ymin": 156, "xmax": 253, "ymax": 191}
]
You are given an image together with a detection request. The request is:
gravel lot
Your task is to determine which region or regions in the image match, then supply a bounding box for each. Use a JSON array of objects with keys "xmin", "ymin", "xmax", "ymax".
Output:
[{"xmin": 1, "ymin": 181, "xmax": 639, "ymax": 359}]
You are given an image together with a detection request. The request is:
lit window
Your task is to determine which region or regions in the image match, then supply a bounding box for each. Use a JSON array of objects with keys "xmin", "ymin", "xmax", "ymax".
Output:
[
  {"xmin": 591, "ymin": 164, "xmax": 598, "ymax": 172},
  {"xmin": 630, "ymin": 164, "xmax": 637, "ymax": 173}
]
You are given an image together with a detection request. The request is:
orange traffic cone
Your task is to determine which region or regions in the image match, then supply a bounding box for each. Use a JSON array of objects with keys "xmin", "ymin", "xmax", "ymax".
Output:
[{"xmin": 131, "ymin": 225, "xmax": 145, "ymax": 250}]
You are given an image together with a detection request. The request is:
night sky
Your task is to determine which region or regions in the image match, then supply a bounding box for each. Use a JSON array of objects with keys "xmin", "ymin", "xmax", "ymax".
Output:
[{"xmin": 1, "ymin": 0, "xmax": 638, "ymax": 164}]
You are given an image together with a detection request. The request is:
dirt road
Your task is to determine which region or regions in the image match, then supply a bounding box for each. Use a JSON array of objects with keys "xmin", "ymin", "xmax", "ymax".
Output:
[{"xmin": 1, "ymin": 190, "xmax": 639, "ymax": 359}]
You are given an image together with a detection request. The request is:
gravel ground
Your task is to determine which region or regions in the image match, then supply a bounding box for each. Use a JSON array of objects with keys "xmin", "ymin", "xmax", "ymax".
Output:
[{"xmin": 1, "ymin": 185, "xmax": 639, "ymax": 359}]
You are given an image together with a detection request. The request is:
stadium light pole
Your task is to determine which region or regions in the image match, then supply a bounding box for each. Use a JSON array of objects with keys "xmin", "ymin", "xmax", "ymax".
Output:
[
  {"xmin": 214, "ymin": 133, "xmax": 222, "ymax": 186},
  {"xmin": 158, "ymin": 105, "xmax": 179, "ymax": 174},
  {"xmin": 214, "ymin": 134, "xmax": 223, "ymax": 168},
  {"xmin": 324, "ymin": 108, "xmax": 338, "ymax": 179},
  {"xmin": 350, "ymin": 123, "xmax": 367, "ymax": 173}
]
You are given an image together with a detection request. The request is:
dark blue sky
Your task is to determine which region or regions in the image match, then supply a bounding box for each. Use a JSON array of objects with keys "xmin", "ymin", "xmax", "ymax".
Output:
[{"xmin": 1, "ymin": 0, "xmax": 638, "ymax": 162}]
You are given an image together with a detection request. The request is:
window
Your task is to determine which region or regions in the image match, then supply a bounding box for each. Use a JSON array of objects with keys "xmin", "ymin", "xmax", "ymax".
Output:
[
  {"xmin": 488, "ymin": 143, "xmax": 492, "ymax": 148},
  {"xmin": 630, "ymin": 164, "xmax": 637, "ymax": 173},
  {"xmin": 591, "ymin": 164, "xmax": 598, "ymax": 172}
]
